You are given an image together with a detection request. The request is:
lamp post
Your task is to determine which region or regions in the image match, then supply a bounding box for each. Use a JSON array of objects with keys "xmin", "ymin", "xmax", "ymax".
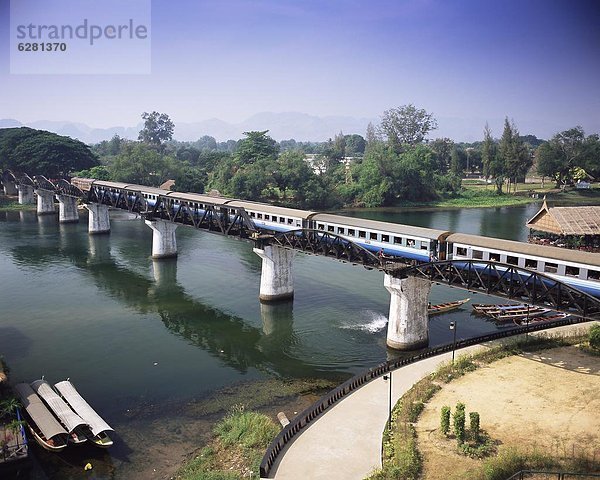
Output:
[
  {"xmin": 449, "ymin": 321, "xmax": 457, "ymax": 364},
  {"xmin": 383, "ymin": 372, "xmax": 392, "ymax": 431}
]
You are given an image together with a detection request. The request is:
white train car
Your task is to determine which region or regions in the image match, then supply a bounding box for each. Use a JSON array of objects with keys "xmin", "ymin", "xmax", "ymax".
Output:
[
  {"xmin": 311, "ymin": 213, "xmax": 449, "ymax": 262},
  {"xmin": 228, "ymin": 200, "xmax": 317, "ymax": 233},
  {"xmin": 446, "ymin": 233, "xmax": 600, "ymax": 297}
]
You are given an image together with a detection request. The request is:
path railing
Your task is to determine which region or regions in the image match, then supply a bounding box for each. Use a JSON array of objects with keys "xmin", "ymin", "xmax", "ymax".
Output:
[
  {"xmin": 259, "ymin": 316, "xmax": 593, "ymax": 478},
  {"xmin": 505, "ymin": 470, "xmax": 600, "ymax": 480}
]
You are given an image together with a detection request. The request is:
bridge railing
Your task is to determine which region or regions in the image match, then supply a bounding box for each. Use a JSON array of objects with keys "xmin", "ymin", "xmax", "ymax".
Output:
[{"xmin": 259, "ymin": 315, "xmax": 594, "ymax": 478}]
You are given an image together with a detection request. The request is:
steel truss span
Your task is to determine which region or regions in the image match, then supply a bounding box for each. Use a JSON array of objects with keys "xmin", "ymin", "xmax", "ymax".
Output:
[{"xmin": 393, "ymin": 260, "xmax": 600, "ymax": 319}]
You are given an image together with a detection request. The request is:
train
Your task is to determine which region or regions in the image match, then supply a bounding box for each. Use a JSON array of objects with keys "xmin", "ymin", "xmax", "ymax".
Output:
[{"xmin": 71, "ymin": 178, "xmax": 600, "ymax": 297}]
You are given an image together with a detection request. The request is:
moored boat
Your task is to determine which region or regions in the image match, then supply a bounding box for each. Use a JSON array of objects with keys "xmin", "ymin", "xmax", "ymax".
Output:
[
  {"xmin": 13, "ymin": 384, "xmax": 68, "ymax": 452},
  {"xmin": 428, "ymin": 298, "xmax": 470, "ymax": 315},
  {"xmin": 490, "ymin": 307, "xmax": 550, "ymax": 322},
  {"xmin": 472, "ymin": 303, "xmax": 527, "ymax": 315},
  {"xmin": 53, "ymin": 380, "xmax": 114, "ymax": 448},
  {"xmin": 513, "ymin": 312, "xmax": 569, "ymax": 326},
  {"xmin": 31, "ymin": 380, "xmax": 88, "ymax": 445}
]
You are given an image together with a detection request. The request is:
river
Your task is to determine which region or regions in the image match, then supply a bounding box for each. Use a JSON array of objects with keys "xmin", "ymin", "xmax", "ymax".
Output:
[{"xmin": 0, "ymin": 202, "xmax": 541, "ymax": 478}]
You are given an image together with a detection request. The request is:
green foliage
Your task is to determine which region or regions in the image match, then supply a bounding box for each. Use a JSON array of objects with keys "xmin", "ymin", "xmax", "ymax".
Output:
[
  {"xmin": 379, "ymin": 104, "xmax": 438, "ymax": 151},
  {"xmin": 453, "ymin": 402, "xmax": 466, "ymax": 444},
  {"xmin": 589, "ymin": 324, "xmax": 600, "ymax": 350},
  {"xmin": 0, "ymin": 127, "xmax": 98, "ymax": 177},
  {"xmin": 173, "ymin": 166, "xmax": 206, "ymax": 193},
  {"xmin": 213, "ymin": 405, "xmax": 279, "ymax": 450},
  {"xmin": 469, "ymin": 411, "xmax": 480, "ymax": 441},
  {"xmin": 440, "ymin": 406, "xmax": 451, "ymax": 435},
  {"xmin": 109, "ymin": 143, "xmax": 179, "ymax": 186},
  {"xmin": 73, "ymin": 165, "xmax": 111, "ymax": 180},
  {"xmin": 138, "ymin": 111, "xmax": 174, "ymax": 146},
  {"xmin": 235, "ymin": 131, "xmax": 279, "ymax": 164}
]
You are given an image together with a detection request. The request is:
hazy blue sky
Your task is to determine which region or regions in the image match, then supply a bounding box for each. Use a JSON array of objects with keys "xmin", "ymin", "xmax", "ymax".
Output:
[{"xmin": 1, "ymin": 0, "xmax": 599, "ymax": 139}]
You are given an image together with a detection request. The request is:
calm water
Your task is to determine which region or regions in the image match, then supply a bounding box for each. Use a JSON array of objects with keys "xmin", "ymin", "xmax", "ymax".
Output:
[{"xmin": 0, "ymin": 203, "xmax": 540, "ymax": 478}]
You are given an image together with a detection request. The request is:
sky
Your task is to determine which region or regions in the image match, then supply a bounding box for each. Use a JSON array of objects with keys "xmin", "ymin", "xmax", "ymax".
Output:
[{"xmin": 1, "ymin": 0, "xmax": 599, "ymax": 140}]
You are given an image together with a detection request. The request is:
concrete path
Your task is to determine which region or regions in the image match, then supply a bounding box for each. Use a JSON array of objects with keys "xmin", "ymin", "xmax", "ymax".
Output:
[{"xmin": 269, "ymin": 323, "xmax": 594, "ymax": 480}]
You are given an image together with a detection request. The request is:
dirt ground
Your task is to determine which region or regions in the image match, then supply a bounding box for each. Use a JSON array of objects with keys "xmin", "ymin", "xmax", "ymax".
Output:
[{"xmin": 416, "ymin": 346, "xmax": 600, "ymax": 480}]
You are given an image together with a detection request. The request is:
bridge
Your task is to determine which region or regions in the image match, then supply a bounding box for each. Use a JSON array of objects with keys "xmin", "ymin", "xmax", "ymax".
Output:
[{"xmin": 2, "ymin": 170, "xmax": 600, "ymax": 351}]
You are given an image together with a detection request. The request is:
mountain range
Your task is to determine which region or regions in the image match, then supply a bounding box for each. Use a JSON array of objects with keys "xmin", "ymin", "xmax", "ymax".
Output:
[{"xmin": 0, "ymin": 112, "xmax": 563, "ymax": 144}]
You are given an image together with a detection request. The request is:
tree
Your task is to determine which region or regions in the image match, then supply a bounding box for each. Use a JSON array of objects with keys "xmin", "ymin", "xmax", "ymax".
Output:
[
  {"xmin": 172, "ymin": 166, "xmax": 205, "ymax": 193},
  {"xmin": 378, "ymin": 104, "xmax": 438, "ymax": 152},
  {"xmin": 536, "ymin": 126, "xmax": 595, "ymax": 187},
  {"xmin": 0, "ymin": 127, "xmax": 98, "ymax": 177},
  {"xmin": 235, "ymin": 131, "xmax": 279, "ymax": 164},
  {"xmin": 365, "ymin": 122, "xmax": 378, "ymax": 147},
  {"xmin": 344, "ymin": 134, "xmax": 366, "ymax": 155},
  {"xmin": 138, "ymin": 111, "xmax": 175, "ymax": 147},
  {"xmin": 430, "ymin": 138, "xmax": 454, "ymax": 174},
  {"xmin": 110, "ymin": 143, "xmax": 179, "ymax": 186},
  {"xmin": 481, "ymin": 123, "xmax": 504, "ymax": 193},
  {"xmin": 497, "ymin": 119, "xmax": 530, "ymax": 193}
]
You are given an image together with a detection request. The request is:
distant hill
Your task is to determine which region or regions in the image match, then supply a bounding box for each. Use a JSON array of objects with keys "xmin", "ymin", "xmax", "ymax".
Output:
[{"xmin": 0, "ymin": 112, "xmax": 563, "ymax": 144}]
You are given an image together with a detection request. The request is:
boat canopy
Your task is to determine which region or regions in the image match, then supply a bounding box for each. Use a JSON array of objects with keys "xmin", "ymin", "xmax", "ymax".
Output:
[
  {"xmin": 31, "ymin": 379, "xmax": 87, "ymax": 433},
  {"xmin": 54, "ymin": 380, "xmax": 114, "ymax": 437},
  {"xmin": 14, "ymin": 383, "xmax": 67, "ymax": 440}
]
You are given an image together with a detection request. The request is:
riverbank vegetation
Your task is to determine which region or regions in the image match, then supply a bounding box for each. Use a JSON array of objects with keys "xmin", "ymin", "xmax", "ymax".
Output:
[
  {"xmin": 0, "ymin": 196, "xmax": 35, "ymax": 211},
  {"xmin": 2, "ymin": 107, "xmax": 598, "ymax": 210},
  {"xmin": 368, "ymin": 329, "xmax": 600, "ymax": 480},
  {"xmin": 176, "ymin": 405, "xmax": 279, "ymax": 480}
]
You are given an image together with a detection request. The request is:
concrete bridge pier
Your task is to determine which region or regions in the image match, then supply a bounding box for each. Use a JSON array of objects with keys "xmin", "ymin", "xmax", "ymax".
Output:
[
  {"xmin": 35, "ymin": 189, "xmax": 55, "ymax": 215},
  {"xmin": 17, "ymin": 184, "xmax": 34, "ymax": 204},
  {"xmin": 384, "ymin": 274, "xmax": 431, "ymax": 350},
  {"xmin": 56, "ymin": 194, "xmax": 79, "ymax": 223},
  {"xmin": 85, "ymin": 203, "xmax": 110, "ymax": 234},
  {"xmin": 145, "ymin": 219, "xmax": 178, "ymax": 259},
  {"xmin": 253, "ymin": 245, "xmax": 295, "ymax": 302},
  {"xmin": 3, "ymin": 180, "xmax": 18, "ymax": 196}
]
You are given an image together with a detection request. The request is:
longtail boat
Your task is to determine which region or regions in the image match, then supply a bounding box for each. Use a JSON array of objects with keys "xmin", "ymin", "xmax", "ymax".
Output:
[
  {"xmin": 54, "ymin": 380, "xmax": 114, "ymax": 448},
  {"xmin": 14, "ymin": 383, "xmax": 68, "ymax": 452},
  {"xmin": 513, "ymin": 312, "xmax": 569, "ymax": 326},
  {"xmin": 428, "ymin": 298, "xmax": 470, "ymax": 315},
  {"xmin": 490, "ymin": 307, "xmax": 550, "ymax": 322}
]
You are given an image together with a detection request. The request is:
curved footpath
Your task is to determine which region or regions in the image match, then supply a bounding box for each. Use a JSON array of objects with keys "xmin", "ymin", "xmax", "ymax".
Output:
[{"xmin": 268, "ymin": 323, "xmax": 595, "ymax": 480}]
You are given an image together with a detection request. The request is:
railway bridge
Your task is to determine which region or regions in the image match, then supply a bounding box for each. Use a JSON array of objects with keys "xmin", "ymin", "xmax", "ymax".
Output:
[{"xmin": 2, "ymin": 171, "xmax": 600, "ymax": 350}]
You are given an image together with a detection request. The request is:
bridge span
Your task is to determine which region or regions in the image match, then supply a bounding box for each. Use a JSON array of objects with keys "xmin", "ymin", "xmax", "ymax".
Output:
[{"xmin": 2, "ymin": 171, "xmax": 600, "ymax": 350}]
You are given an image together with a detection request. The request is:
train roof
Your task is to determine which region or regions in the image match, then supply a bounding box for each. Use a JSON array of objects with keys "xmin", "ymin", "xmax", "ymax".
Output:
[
  {"xmin": 165, "ymin": 191, "xmax": 233, "ymax": 205},
  {"xmin": 312, "ymin": 213, "xmax": 450, "ymax": 240},
  {"xmin": 228, "ymin": 200, "xmax": 318, "ymax": 219},
  {"xmin": 447, "ymin": 233, "xmax": 600, "ymax": 267}
]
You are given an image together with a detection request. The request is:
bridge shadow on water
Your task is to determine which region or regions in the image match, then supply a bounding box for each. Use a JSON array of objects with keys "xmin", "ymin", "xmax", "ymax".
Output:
[{"xmin": 6, "ymin": 219, "xmax": 346, "ymax": 381}]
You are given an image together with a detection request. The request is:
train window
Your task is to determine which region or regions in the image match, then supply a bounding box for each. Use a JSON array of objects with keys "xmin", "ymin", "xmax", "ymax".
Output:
[
  {"xmin": 288, "ymin": 218, "xmax": 294, "ymax": 225},
  {"xmin": 280, "ymin": 217, "xmax": 285, "ymax": 223},
  {"xmin": 393, "ymin": 237, "xmax": 402, "ymax": 244},
  {"xmin": 370, "ymin": 232, "xmax": 378, "ymax": 240},
  {"xmin": 490, "ymin": 253, "xmax": 501, "ymax": 262},
  {"xmin": 471, "ymin": 250, "xmax": 482, "ymax": 259},
  {"xmin": 407, "ymin": 239, "xmax": 415, "ymax": 248},
  {"xmin": 588, "ymin": 270, "xmax": 600, "ymax": 280},
  {"xmin": 456, "ymin": 247, "xmax": 467, "ymax": 256},
  {"xmin": 328, "ymin": 225, "xmax": 334, "ymax": 232},
  {"xmin": 348, "ymin": 229, "xmax": 356, "ymax": 236},
  {"xmin": 544, "ymin": 262, "xmax": 558, "ymax": 274},
  {"xmin": 257, "ymin": 213, "xmax": 263, "ymax": 219},
  {"xmin": 565, "ymin": 266, "xmax": 579, "ymax": 277},
  {"xmin": 359, "ymin": 231, "xmax": 366, "ymax": 239},
  {"xmin": 338, "ymin": 227, "xmax": 345, "ymax": 234},
  {"xmin": 250, "ymin": 212, "xmax": 256, "ymax": 218},
  {"xmin": 507, "ymin": 255, "xmax": 518, "ymax": 265},
  {"xmin": 382, "ymin": 234, "xmax": 389, "ymax": 243},
  {"xmin": 525, "ymin": 258, "xmax": 537, "ymax": 269},
  {"xmin": 296, "ymin": 221, "xmax": 301, "ymax": 227},
  {"xmin": 265, "ymin": 214, "xmax": 270, "ymax": 220},
  {"xmin": 421, "ymin": 241, "xmax": 428, "ymax": 250},
  {"xmin": 318, "ymin": 223, "xmax": 325, "ymax": 230}
]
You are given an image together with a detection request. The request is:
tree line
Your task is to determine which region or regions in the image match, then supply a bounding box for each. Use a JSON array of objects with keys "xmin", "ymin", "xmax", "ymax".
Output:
[{"xmin": 1, "ymin": 107, "xmax": 598, "ymax": 209}]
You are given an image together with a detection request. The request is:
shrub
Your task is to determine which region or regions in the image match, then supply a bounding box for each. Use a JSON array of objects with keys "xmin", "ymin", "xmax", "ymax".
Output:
[
  {"xmin": 453, "ymin": 402, "xmax": 466, "ymax": 444},
  {"xmin": 440, "ymin": 406, "xmax": 451, "ymax": 435},
  {"xmin": 589, "ymin": 324, "xmax": 600, "ymax": 350},
  {"xmin": 469, "ymin": 411, "xmax": 480, "ymax": 441}
]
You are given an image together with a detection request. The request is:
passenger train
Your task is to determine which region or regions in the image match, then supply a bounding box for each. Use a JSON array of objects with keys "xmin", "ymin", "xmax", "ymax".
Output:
[{"xmin": 72, "ymin": 178, "xmax": 600, "ymax": 298}]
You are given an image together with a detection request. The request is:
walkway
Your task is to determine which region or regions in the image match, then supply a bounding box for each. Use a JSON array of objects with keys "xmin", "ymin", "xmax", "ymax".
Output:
[{"xmin": 269, "ymin": 323, "xmax": 594, "ymax": 479}]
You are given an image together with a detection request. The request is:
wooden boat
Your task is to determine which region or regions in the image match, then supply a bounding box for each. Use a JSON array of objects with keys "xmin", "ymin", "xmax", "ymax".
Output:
[
  {"xmin": 490, "ymin": 307, "xmax": 550, "ymax": 322},
  {"xmin": 514, "ymin": 312, "xmax": 569, "ymax": 326},
  {"xmin": 31, "ymin": 379, "xmax": 88, "ymax": 445},
  {"xmin": 472, "ymin": 303, "xmax": 527, "ymax": 315},
  {"xmin": 54, "ymin": 380, "xmax": 114, "ymax": 448},
  {"xmin": 428, "ymin": 298, "xmax": 470, "ymax": 315},
  {"xmin": 13, "ymin": 384, "xmax": 68, "ymax": 452}
]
